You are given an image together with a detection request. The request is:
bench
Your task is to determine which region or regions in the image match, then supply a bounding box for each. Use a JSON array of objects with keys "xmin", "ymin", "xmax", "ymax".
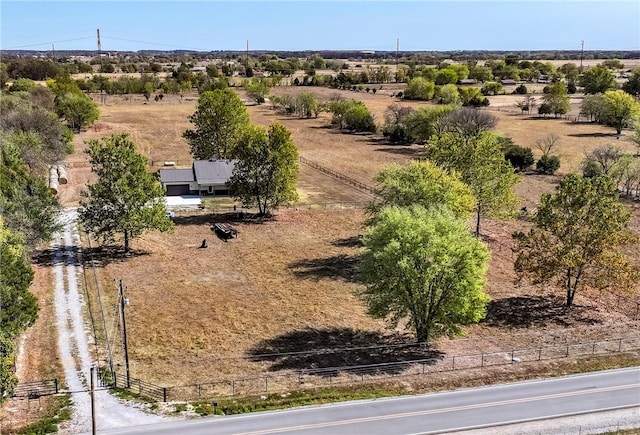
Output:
[{"xmin": 213, "ymin": 223, "xmax": 238, "ymax": 239}]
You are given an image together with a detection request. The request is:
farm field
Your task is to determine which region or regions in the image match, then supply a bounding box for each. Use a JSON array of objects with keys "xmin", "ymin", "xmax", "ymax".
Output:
[{"xmin": 51, "ymin": 85, "xmax": 640, "ymax": 389}]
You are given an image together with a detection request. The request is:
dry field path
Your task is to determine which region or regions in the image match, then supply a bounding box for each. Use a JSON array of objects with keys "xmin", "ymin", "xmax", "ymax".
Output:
[{"xmin": 52, "ymin": 210, "xmax": 171, "ymax": 433}]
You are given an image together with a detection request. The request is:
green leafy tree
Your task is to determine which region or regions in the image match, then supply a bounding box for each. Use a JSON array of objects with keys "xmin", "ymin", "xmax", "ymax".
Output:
[
  {"xmin": 360, "ymin": 206, "xmax": 490, "ymax": 343},
  {"xmin": 405, "ymin": 105, "xmax": 457, "ymax": 142},
  {"xmin": 513, "ymin": 175, "xmax": 638, "ymax": 309},
  {"xmin": 622, "ymin": 69, "xmax": 640, "ymax": 97},
  {"xmin": 602, "ymin": 90, "xmax": 640, "ymax": 135},
  {"xmin": 437, "ymin": 84, "xmax": 461, "ymax": 105},
  {"xmin": 79, "ymin": 134, "xmax": 174, "ymax": 253},
  {"xmin": 0, "ymin": 140, "xmax": 60, "ymax": 246},
  {"xmin": 468, "ymin": 65, "xmax": 493, "ymax": 82},
  {"xmin": 228, "ymin": 123, "xmax": 299, "ymax": 216},
  {"xmin": 580, "ymin": 93, "xmax": 610, "ymax": 123},
  {"xmin": 8, "ymin": 78, "xmax": 35, "ymax": 92},
  {"xmin": 55, "ymin": 92, "xmax": 100, "ymax": 132},
  {"xmin": 0, "ymin": 218, "xmax": 38, "ymax": 340},
  {"xmin": 327, "ymin": 100, "xmax": 376, "ymax": 133},
  {"xmin": 435, "ymin": 68, "xmax": 458, "ymax": 85},
  {"xmin": 297, "ymin": 92, "xmax": 319, "ymax": 118},
  {"xmin": 541, "ymin": 82, "xmax": 570, "ymax": 117},
  {"xmin": 0, "ymin": 333, "xmax": 17, "ymax": 401},
  {"xmin": 426, "ymin": 132, "xmax": 521, "ymax": 236},
  {"xmin": 481, "ymin": 82, "xmax": 503, "ymax": 96},
  {"xmin": 183, "ymin": 89, "xmax": 251, "ymax": 159},
  {"xmin": 371, "ymin": 160, "xmax": 475, "ymax": 220},
  {"xmin": 580, "ymin": 66, "xmax": 616, "ymax": 94},
  {"xmin": 403, "ymin": 77, "xmax": 435, "ymax": 100},
  {"xmin": 458, "ymin": 87, "xmax": 489, "ymax": 107},
  {"xmin": 0, "ymin": 217, "xmax": 39, "ymax": 401},
  {"xmin": 244, "ymin": 79, "xmax": 270, "ymax": 104}
]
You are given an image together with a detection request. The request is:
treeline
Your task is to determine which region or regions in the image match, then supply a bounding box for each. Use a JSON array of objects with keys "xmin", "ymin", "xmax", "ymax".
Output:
[
  {"xmin": 4, "ymin": 49, "xmax": 638, "ymax": 63},
  {"xmin": 0, "ymin": 78, "xmax": 89, "ymax": 399}
]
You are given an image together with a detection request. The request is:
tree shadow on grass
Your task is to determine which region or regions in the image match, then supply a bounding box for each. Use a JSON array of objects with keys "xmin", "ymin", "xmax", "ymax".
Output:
[
  {"xmin": 374, "ymin": 146, "xmax": 425, "ymax": 157},
  {"xmin": 32, "ymin": 245, "xmax": 149, "ymax": 268},
  {"xmin": 331, "ymin": 235, "xmax": 364, "ymax": 248},
  {"xmin": 247, "ymin": 327, "xmax": 444, "ymax": 376},
  {"xmin": 289, "ymin": 253, "xmax": 361, "ymax": 283},
  {"xmin": 483, "ymin": 295, "xmax": 601, "ymax": 328},
  {"xmin": 567, "ymin": 132, "xmax": 618, "ymax": 138}
]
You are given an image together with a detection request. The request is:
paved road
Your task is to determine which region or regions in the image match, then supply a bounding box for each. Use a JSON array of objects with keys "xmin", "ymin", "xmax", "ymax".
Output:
[{"xmin": 92, "ymin": 368, "xmax": 640, "ymax": 435}]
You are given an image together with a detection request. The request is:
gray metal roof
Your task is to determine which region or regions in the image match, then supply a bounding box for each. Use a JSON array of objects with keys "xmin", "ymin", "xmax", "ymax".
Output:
[
  {"xmin": 193, "ymin": 160, "xmax": 235, "ymax": 184},
  {"xmin": 159, "ymin": 168, "xmax": 195, "ymax": 183}
]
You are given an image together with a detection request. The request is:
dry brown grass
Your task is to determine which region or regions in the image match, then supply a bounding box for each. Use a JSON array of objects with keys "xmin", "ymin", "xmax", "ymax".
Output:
[
  {"xmin": 52, "ymin": 86, "xmax": 640, "ymax": 390},
  {"xmin": 0, "ymin": 266, "xmax": 66, "ymax": 433}
]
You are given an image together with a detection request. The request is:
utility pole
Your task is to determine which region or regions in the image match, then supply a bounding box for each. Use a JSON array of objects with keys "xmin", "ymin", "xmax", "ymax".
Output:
[
  {"xmin": 396, "ymin": 38, "xmax": 399, "ymax": 82},
  {"xmin": 51, "ymin": 43, "xmax": 55, "ymax": 61},
  {"xmin": 580, "ymin": 40, "xmax": 584, "ymax": 71},
  {"xmin": 117, "ymin": 279, "xmax": 130, "ymax": 388},
  {"xmin": 90, "ymin": 366, "xmax": 96, "ymax": 435},
  {"xmin": 246, "ymin": 39, "xmax": 249, "ymax": 68}
]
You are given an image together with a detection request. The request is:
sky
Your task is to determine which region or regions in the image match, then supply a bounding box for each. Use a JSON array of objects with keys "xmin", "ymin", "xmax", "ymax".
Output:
[{"xmin": 1, "ymin": 1, "xmax": 639, "ymax": 52}]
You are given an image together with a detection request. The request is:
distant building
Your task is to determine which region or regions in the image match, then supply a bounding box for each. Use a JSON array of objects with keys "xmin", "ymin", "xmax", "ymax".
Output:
[{"xmin": 159, "ymin": 159, "xmax": 235, "ymax": 196}]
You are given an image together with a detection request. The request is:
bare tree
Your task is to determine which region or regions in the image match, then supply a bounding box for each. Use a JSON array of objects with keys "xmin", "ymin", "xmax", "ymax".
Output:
[
  {"xmin": 583, "ymin": 144, "xmax": 622, "ymax": 175},
  {"xmin": 515, "ymin": 95, "xmax": 537, "ymax": 115},
  {"xmin": 441, "ymin": 108, "xmax": 498, "ymax": 139},
  {"xmin": 535, "ymin": 133, "xmax": 560, "ymax": 158},
  {"xmin": 384, "ymin": 104, "xmax": 414, "ymax": 126}
]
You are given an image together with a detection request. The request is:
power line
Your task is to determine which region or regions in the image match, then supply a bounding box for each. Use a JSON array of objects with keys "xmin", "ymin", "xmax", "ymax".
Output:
[
  {"xmin": 3, "ymin": 36, "xmax": 94, "ymax": 50},
  {"xmin": 101, "ymin": 36, "xmax": 212, "ymax": 52}
]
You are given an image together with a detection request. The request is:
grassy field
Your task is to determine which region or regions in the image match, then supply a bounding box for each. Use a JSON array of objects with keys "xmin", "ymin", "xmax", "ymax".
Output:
[{"xmin": 48, "ymin": 85, "xmax": 640, "ymax": 390}]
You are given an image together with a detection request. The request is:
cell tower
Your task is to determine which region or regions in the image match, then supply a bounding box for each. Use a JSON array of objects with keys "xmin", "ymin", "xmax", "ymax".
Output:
[{"xmin": 97, "ymin": 28, "xmax": 101, "ymax": 55}]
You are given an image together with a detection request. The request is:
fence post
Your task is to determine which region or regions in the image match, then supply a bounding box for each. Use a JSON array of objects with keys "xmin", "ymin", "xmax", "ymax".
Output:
[
  {"xmin": 232, "ymin": 380, "xmax": 235, "ymax": 396},
  {"xmin": 511, "ymin": 350, "xmax": 514, "ymax": 363},
  {"xmin": 422, "ymin": 363, "xmax": 425, "ymax": 375},
  {"xmin": 54, "ymin": 379, "xmax": 58, "ymax": 394},
  {"xmin": 592, "ymin": 343, "xmax": 596, "ymax": 354},
  {"xmin": 539, "ymin": 348, "xmax": 542, "ymax": 361},
  {"xmin": 138, "ymin": 379, "xmax": 142, "ymax": 395},
  {"xmin": 163, "ymin": 388, "xmax": 167, "ymax": 403},
  {"xmin": 618, "ymin": 338, "xmax": 623, "ymax": 352},
  {"xmin": 565, "ymin": 344, "xmax": 569, "ymax": 357},
  {"xmin": 198, "ymin": 384, "xmax": 201, "ymax": 399},
  {"xmin": 481, "ymin": 353, "xmax": 484, "ymax": 367},
  {"xmin": 452, "ymin": 356, "xmax": 455, "ymax": 371},
  {"xmin": 264, "ymin": 376, "xmax": 268, "ymax": 393}
]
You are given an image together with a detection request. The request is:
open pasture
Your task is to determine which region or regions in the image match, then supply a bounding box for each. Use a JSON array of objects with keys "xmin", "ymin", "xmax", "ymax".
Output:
[{"xmin": 59, "ymin": 85, "xmax": 640, "ymax": 388}]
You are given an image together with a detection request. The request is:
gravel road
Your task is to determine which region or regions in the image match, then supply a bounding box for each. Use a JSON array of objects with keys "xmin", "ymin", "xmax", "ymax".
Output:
[{"xmin": 53, "ymin": 210, "xmax": 170, "ymax": 433}]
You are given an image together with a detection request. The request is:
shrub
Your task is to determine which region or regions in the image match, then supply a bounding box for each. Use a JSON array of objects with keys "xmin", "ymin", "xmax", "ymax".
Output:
[
  {"xmin": 514, "ymin": 84, "xmax": 528, "ymax": 95},
  {"xmin": 582, "ymin": 159, "xmax": 603, "ymax": 178},
  {"xmin": 536, "ymin": 155, "xmax": 561, "ymax": 174},
  {"xmin": 504, "ymin": 145, "xmax": 535, "ymax": 171}
]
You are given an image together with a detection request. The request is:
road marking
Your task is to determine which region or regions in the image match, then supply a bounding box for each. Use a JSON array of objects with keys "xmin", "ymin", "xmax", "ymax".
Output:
[{"xmin": 233, "ymin": 383, "xmax": 640, "ymax": 435}]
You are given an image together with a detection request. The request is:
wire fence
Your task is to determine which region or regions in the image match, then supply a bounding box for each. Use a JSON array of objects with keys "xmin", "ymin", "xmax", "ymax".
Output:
[
  {"xmin": 299, "ymin": 156, "xmax": 377, "ymax": 196},
  {"xmin": 108, "ymin": 335, "xmax": 640, "ymax": 402}
]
